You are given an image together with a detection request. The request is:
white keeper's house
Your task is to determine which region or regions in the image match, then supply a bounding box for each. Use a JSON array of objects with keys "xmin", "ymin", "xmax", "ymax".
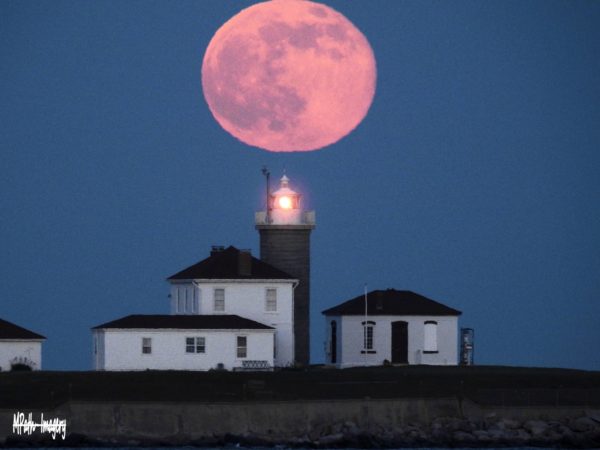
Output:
[
  {"xmin": 92, "ymin": 245, "xmax": 297, "ymax": 371},
  {"xmin": 323, "ymin": 289, "xmax": 461, "ymax": 368},
  {"xmin": 0, "ymin": 318, "xmax": 45, "ymax": 371}
]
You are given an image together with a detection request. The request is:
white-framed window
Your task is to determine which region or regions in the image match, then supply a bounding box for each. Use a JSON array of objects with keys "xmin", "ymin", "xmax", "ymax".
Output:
[
  {"xmin": 186, "ymin": 337, "xmax": 205, "ymax": 354},
  {"xmin": 265, "ymin": 288, "xmax": 277, "ymax": 312},
  {"xmin": 237, "ymin": 336, "xmax": 247, "ymax": 358},
  {"xmin": 214, "ymin": 288, "xmax": 225, "ymax": 312},
  {"xmin": 424, "ymin": 321, "xmax": 438, "ymax": 352},
  {"xmin": 142, "ymin": 337, "xmax": 152, "ymax": 354},
  {"xmin": 362, "ymin": 321, "xmax": 375, "ymax": 351}
]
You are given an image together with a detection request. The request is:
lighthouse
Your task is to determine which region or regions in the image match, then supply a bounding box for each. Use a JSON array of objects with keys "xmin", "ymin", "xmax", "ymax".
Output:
[{"xmin": 255, "ymin": 173, "xmax": 315, "ymax": 366}]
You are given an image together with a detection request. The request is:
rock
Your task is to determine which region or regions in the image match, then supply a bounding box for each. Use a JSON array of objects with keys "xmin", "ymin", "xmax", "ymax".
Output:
[
  {"xmin": 331, "ymin": 422, "xmax": 344, "ymax": 434},
  {"xmin": 570, "ymin": 416, "xmax": 597, "ymax": 432},
  {"xmin": 473, "ymin": 429, "xmax": 491, "ymax": 442},
  {"xmin": 448, "ymin": 418, "xmax": 477, "ymax": 432},
  {"xmin": 317, "ymin": 432, "xmax": 345, "ymax": 446},
  {"xmin": 513, "ymin": 428, "xmax": 531, "ymax": 444},
  {"xmin": 430, "ymin": 419, "xmax": 444, "ymax": 431},
  {"xmin": 452, "ymin": 430, "xmax": 476, "ymax": 443},
  {"xmin": 544, "ymin": 428, "xmax": 564, "ymax": 443},
  {"xmin": 498, "ymin": 417, "xmax": 521, "ymax": 429},
  {"xmin": 583, "ymin": 428, "xmax": 600, "ymax": 447},
  {"xmin": 377, "ymin": 430, "xmax": 396, "ymax": 447},
  {"xmin": 343, "ymin": 420, "xmax": 357, "ymax": 429},
  {"xmin": 523, "ymin": 419, "xmax": 548, "ymax": 436},
  {"xmin": 487, "ymin": 427, "xmax": 514, "ymax": 442},
  {"xmin": 586, "ymin": 410, "xmax": 600, "ymax": 423}
]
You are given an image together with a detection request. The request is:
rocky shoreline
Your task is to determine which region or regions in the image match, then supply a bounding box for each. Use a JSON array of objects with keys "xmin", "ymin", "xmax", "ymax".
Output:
[{"xmin": 4, "ymin": 412, "xmax": 600, "ymax": 448}]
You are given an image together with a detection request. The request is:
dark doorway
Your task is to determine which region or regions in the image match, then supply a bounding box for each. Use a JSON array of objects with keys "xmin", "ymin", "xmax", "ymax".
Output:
[
  {"xmin": 391, "ymin": 321, "xmax": 408, "ymax": 364},
  {"xmin": 330, "ymin": 321, "xmax": 337, "ymax": 363}
]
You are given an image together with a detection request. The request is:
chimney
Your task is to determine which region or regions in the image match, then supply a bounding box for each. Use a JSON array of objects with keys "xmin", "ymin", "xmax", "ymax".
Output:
[
  {"xmin": 238, "ymin": 249, "xmax": 252, "ymax": 276},
  {"xmin": 211, "ymin": 245, "xmax": 225, "ymax": 256}
]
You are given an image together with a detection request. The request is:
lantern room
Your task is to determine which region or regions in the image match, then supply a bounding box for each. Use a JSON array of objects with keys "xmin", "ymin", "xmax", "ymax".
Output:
[
  {"xmin": 270, "ymin": 175, "xmax": 302, "ymax": 224},
  {"xmin": 255, "ymin": 173, "xmax": 315, "ymax": 227}
]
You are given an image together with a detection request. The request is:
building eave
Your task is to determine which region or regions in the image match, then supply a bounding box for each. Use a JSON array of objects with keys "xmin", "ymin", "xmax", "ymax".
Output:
[
  {"xmin": 94, "ymin": 327, "xmax": 275, "ymax": 332},
  {"xmin": 169, "ymin": 278, "xmax": 299, "ymax": 284}
]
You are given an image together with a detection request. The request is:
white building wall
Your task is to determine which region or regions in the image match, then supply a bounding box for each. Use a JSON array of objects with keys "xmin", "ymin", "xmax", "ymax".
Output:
[
  {"xmin": 170, "ymin": 280, "xmax": 295, "ymax": 367},
  {"xmin": 94, "ymin": 328, "xmax": 274, "ymax": 371},
  {"xmin": 324, "ymin": 315, "xmax": 458, "ymax": 368},
  {"xmin": 93, "ymin": 330, "xmax": 105, "ymax": 370},
  {"xmin": 0, "ymin": 340, "xmax": 43, "ymax": 371}
]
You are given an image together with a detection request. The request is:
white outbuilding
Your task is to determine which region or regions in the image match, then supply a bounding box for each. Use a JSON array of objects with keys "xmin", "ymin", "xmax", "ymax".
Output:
[
  {"xmin": 92, "ymin": 315, "xmax": 275, "ymax": 371},
  {"xmin": 323, "ymin": 289, "xmax": 461, "ymax": 367},
  {"xmin": 0, "ymin": 318, "xmax": 45, "ymax": 371},
  {"xmin": 92, "ymin": 245, "xmax": 297, "ymax": 371}
]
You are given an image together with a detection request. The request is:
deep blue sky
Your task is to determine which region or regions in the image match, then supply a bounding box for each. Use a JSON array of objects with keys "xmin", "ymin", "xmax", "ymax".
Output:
[{"xmin": 2, "ymin": 1, "xmax": 599, "ymax": 371}]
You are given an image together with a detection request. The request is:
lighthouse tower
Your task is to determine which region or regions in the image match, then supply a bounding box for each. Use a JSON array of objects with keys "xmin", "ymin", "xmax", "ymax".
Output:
[{"xmin": 255, "ymin": 174, "xmax": 315, "ymax": 366}]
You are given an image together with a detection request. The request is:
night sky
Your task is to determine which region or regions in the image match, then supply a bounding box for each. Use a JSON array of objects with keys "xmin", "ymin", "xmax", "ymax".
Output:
[{"xmin": 2, "ymin": 1, "xmax": 599, "ymax": 371}]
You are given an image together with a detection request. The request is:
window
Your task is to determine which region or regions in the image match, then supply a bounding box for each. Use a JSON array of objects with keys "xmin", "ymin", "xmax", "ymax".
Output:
[
  {"xmin": 361, "ymin": 321, "xmax": 376, "ymax": 354},
  {"xmin": 266, "ymin": 288, "xmax": 277, "ymax": 312},
  {"xmin": 186, "ymin": 337, "xmax": 205, "ymax": 353},
  {"xmin": 364, "ymin": 325, "xmax": 374, "ymax": 350},
  {"xmin": 237, "ymin": 336, "xmax": 247, "ymax": 358},
  {"xmin": 424, "ymin": 321, "xmax": 438, "ymax": 353},
  {"xmin": 214, "ymin": 288, "xmax": 225, "ymax": 312},
  {"xmin": 142, "ymin": 337, "xmax": 152, "ymax": 354}
]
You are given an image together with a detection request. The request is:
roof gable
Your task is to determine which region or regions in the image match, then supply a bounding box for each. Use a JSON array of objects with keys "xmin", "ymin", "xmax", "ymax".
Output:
[
  {"xmin": 92, "ymin": 314, "xmax": 274, "ymax": 330},
  {"xmin": 0, "ymin": 318, "xmax": 45, "ymax": 340},
  {"xmin": 168, "ymin": 246, "xmax": 295, "ymax": 281},
  {"xmin": 322, "ymin": 289, "xmax": 462, "ymax": 317}
]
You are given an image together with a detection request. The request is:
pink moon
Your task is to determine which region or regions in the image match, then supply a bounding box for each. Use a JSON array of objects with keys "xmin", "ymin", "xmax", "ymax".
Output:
[{"xmin": 201, "ymin": 0, "xmax": 377, "ymax": 152}]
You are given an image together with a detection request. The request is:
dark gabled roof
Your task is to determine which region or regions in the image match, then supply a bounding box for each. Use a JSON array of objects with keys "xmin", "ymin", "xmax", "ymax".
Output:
[
  {"xmin": 168, "ymin": 246, "xmax": 295, "ymax": 281},
  {"xmin": 92, "ymin": 314, "xmax": 274, "ymax": 330},
  {"xmin": 322, "ymin": 289, "xmax": 462, "ymax": 317},
  {"xmin": 0, "ymin": 318, "xmax": 45, "ymax": 340}
]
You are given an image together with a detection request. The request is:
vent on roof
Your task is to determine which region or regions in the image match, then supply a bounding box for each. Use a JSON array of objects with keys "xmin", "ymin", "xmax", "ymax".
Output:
[
  {"xmin": 238, "ymin": 249, "xmax": 252, "ymax": 276},
  {"xmin": 211, "ymin": 245, "xmax": 225, "ymax": 255}
]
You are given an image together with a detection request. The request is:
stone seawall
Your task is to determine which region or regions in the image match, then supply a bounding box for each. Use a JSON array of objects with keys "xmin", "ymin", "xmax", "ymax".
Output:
[{"xmin": 2, "ymin": 398, "xmax": 600, "ymax": 447}]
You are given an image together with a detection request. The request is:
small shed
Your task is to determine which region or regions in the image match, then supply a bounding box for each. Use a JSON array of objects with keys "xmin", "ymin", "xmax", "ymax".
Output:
[
  {"xmin": 0, "ymin": 318, "xmax": 45, "ymax": 371},
  {"xmin": 322, "ymin": 289, "xmax": 461, "ymax": 367}
]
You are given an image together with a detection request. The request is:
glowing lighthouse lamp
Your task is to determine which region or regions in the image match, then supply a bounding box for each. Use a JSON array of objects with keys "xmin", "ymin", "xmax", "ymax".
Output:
[{"xmin": 269, "ymin": 175, "xmax": 303, "ymax": 225}]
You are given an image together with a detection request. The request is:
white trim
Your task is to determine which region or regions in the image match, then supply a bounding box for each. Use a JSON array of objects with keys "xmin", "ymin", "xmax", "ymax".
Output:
[
  {"xmin": 171, "ymin": 279, "xmax": 299, "ymax": 284},
  {"xmin": 94, "ymin": 327, "xmax": 275, "ymax": 333}
]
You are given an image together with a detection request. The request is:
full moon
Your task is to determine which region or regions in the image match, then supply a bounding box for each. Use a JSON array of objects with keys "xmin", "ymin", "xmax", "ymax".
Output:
[{"xmin": 201, "ymin": 0, "xmax": 376, "ymax": 152}]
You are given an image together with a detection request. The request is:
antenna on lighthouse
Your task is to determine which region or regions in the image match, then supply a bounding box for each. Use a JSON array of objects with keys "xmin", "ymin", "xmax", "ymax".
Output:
[{"xmin": 261, "ymin": 166, "xmax": 271, "ymax": 224}]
